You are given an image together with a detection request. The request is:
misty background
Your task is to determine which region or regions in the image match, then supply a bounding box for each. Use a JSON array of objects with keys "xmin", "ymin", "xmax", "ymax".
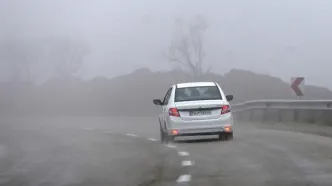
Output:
[
  {"xmin": 3, "ymin": 2, "xmax": 332, "ymax": 186},
  {"xmin": 1, "ymin": 0, "xmax": 332, "ymax": 87}
]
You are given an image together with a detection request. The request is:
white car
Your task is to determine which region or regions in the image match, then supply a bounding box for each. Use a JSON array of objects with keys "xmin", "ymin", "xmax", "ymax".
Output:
[{"xmin": 153, "ymin": 82, "xmax": 234, "ymax": 143}]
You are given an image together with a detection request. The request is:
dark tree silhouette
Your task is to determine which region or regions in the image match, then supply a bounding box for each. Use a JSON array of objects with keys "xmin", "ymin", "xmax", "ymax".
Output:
[
  {"xmin": 46, "ymin": 36, "xmax": 89, "ymax": 79},
  {"xmin": 165, "ymin": 15, "xmax": 210, "ymax": 80}
]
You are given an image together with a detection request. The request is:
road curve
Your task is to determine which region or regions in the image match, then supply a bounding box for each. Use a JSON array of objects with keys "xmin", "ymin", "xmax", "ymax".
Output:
[
  {"xmin": 179, "ymin": 126, "xmax": 332, "ymax": 186},
  {"xmin": 63, "ymin": 116, "xmax": 332, "ymax": 186},
  {"xmin": 3, "ymin": 117, "xmax": 332, "ymax": 186},
  {"xmin": 0, "ymin": 117, "xmax": 183, "ymax": 186}
]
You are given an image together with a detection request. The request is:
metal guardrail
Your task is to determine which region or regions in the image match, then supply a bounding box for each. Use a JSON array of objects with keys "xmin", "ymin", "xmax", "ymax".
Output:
[
  {"xmin": 231, "ymin": 100, "xmax": 332, "ymax": 112},
  {"xmin": 230, "ymin": 99, "xmax": 332, "ymax": 123}
]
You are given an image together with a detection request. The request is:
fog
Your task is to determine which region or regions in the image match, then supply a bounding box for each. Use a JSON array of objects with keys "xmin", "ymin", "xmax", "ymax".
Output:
[
  {"xmin": 1, "ymin": 0, "xmax": 332, "ymax": 87},
  {"xmin": 3, "ymin": 2, "xmax": 332, "ymax": 186}
]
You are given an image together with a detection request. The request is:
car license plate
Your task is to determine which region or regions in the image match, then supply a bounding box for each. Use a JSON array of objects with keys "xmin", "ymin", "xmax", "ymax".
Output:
[{"xmin": 190, "ymin": 110, "xmax": 212, "ymax": 116}]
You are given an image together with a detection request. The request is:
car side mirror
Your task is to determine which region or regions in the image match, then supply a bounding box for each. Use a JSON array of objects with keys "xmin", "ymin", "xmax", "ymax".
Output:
[
  {"xmin": 226, "ymin": 95, "xmax": 234, "ymax": 101},
  {"xmin": 153, "ymin": 99, "xmax": 163, "ymax": 105}
]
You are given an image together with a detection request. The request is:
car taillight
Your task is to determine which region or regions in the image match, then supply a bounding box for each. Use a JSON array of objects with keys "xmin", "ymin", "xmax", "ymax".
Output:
[
  {"xmin": 224, "ymin": 125, "xmax": 232, "ymax": 132},
  {"xmin": 221, "ymin": 105, "xmax": 230, "ymax": 114},
  {"xmin": 169, "ymin": 108, "xmax": 180, "ymax": 117}
]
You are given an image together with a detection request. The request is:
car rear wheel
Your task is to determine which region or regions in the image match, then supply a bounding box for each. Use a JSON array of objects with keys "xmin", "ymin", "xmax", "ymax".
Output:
[
  {"xmin": 167, "ymin": 135, "xmax": 175, "ymax": 143},
  {"xmin": 228, "ymin": 133, "xmax": 234, "ymax": 140},
  {"xmin": 218, "ymin": 134, "xmax": 225, "ymax": 141},
  {"xmin": 160, "ymin": 126, "xmax": 166, "ymax": 143},
  {"xmin": 160, "ymin": 126, "xmax": 175, "ymax": 143},
  {"xmin": 219, "ymin": 133, "xmax": 233, "ymax": 141}
]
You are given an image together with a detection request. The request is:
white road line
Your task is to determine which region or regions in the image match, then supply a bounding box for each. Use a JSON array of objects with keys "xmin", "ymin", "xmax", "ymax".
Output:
[
  {"xmin": 181, "ymin": 160, "xmax": 193, "ymax": 167},
  {"xmin": 126, "ymin": 133, "xmax": 137, "ymax": 137},
  {"xmin": 178, "ymin": 151, "xmax": 190, "ymax": 156},
  {"xmin": 176, "ymin": 175, "xmax": 191, "ymax": 183},
  {"xmin": 147, "ymin": 138, "xmax": 157, "ymax": 141},
  {"xmin": 104, "ymin": 131, "xmax": 113, "ymax": 134},
  {"xmin": 165, "ymin": 144, "xmax": 177, "ymax": 148}
]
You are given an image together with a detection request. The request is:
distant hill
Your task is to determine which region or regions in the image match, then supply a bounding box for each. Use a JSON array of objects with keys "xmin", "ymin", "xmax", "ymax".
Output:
[{"xmin": 1, "ymin": 68, "xmax": 332, "ymax": 116}]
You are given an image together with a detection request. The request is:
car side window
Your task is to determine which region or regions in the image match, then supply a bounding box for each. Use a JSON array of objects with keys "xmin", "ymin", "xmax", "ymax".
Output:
[{"xmin": 163, "ymin": 87, "xmax": 173, "ymax": 105}]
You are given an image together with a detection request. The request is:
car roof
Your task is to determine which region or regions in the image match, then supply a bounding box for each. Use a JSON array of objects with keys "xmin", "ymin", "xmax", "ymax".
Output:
[{"xmin": 176, "ymin": 82, "xmax": 217, "ymax": 88}]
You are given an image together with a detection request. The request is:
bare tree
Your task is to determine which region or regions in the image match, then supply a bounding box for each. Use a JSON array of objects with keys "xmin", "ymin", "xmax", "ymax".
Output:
[
  {"xmin": 47, "ymin": 36, "xmax": 89, "ymax": 79},
  {"xmin": 165, "ymin": 15, "xmax": 210, "ymax": 80},
  {"xmin": 0, "ymin": 38, "xmax": 37, "ymax": 83}
]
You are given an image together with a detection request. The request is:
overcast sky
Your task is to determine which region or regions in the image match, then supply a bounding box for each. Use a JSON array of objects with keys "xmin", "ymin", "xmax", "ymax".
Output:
[{"xmin": 1, "ymin": 0, "xmax": 332, "ymax": 88}]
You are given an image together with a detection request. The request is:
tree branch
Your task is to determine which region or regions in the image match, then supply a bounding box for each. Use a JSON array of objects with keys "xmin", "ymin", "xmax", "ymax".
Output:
[{"xmin": 166, "ymin": 16, "xmax": 208, "ymax": 78}]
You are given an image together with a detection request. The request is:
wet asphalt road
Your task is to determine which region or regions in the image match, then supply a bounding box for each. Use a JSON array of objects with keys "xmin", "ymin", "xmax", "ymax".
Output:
[
  {"xmin": 1, "ymin": 117, "xmax": 332, "ymax": 186},
  {"xmin": 0, "ymin": 117, "xmax": 182, "ymax": 186}
]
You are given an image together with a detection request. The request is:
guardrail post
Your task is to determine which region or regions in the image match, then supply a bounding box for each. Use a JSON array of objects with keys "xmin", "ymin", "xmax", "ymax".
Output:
[
  {"xmin": 293, "ymin": 110, "xmax": 298, "ymax": 122},
  {"xmin": 324, "ymin": 110, "xmax": 332, "ymax": 125},
  {"xmin": 322, "ymin": 110, "xmax": 332, "ymax": 125},
  {"xmin": 308, "ymin": 109, "xmax": 315, "ymax": 123}
]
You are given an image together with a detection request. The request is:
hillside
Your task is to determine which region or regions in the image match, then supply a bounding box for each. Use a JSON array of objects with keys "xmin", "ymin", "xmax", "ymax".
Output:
[{"xmin": 1, "ymin": 68, "xmax": 332, "ymax": 116}]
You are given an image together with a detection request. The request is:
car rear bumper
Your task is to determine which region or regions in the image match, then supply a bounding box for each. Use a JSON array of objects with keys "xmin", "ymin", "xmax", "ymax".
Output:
[
  {"xmin": 168, "ymin": 129, "xmax": 233, "ymax": 136},
  {"xmin": 166, "ymin": 113, "xmax": 234, "ymax": 136}
]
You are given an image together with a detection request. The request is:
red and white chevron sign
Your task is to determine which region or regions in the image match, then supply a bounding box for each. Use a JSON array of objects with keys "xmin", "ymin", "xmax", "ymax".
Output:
[{"xmin": 291, "ymin": 77, "xmax": 304, "ymax": 96}]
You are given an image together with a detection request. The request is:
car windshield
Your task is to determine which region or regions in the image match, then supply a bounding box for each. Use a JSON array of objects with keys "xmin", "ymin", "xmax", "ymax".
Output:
[{"xmin": 175, "ymin": 86, "xmax": 222, "ymax": 102}]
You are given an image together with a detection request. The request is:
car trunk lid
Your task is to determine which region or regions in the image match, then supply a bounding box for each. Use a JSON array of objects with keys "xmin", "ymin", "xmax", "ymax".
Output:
[{"xmin": 175, "ymin": 100, "xmax": 224, "ymax": 121}]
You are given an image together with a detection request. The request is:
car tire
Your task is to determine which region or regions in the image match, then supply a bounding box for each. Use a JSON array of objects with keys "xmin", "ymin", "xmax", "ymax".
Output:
[
  {"xmin": 160, "ymin": 126, "xmax": 166, "ymax": 143},
  {"xmin": 218, "ymin": 134, "xmax": 225, "ymax": 141},
  {"xmin": 228, "ymin": 133, "xmax": 234, "ymax": 140},
  {"xmin": 168, "ymin": 135, "xmax": 175, "ymax": 143}
]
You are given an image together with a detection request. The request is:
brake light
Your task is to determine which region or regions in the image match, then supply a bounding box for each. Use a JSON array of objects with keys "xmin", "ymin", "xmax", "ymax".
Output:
[
  {"xmin": 172, "ymin": 129, "xmax": 179, "ymax": 135},
  {"xmin": 221, "ymin": 105, "xmax": 230, "ymax": 114},
  {"xmin": 169, "ymin": 108, "xmax": 180, "ymax": 117}
]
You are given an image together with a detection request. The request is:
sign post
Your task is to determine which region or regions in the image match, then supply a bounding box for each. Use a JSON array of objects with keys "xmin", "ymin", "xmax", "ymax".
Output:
[{"xmin": 291, "ymin": 77, "xmax": 304, "ymax": 97}]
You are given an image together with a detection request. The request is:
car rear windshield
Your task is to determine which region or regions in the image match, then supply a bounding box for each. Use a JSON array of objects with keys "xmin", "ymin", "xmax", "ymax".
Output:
[{"xmin": 174, "ymin": 86, "xmax": 222, "ymax": 102}]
